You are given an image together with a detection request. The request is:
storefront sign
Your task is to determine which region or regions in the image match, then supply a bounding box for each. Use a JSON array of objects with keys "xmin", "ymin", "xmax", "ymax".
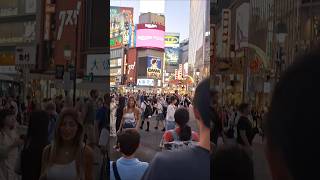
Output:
[
  {"xmin": 86, "ymin": 54, "xmax": 109, "ymax": 76},
  {"xmin": 222, "ymin": 9, "xmax": 231, "ymax": 57},
  {"xmin": 137, "ymin": 79, "xmax": 154, "ymax": 86},
  {"xmin": 147, "ymin": 56, "xmax": 162, "ymax": 79},
  {"xmin": 165, "ymin": 34, "xmax": 180, "ymax": 47},
  {"xmin": 57, "ymin": 1, "xmax": 81, "ymax": 40},
  {"xmin": 15, "ymin": 46, "xmax": 36, "ymax": 65},
  {"xmin": 0, "ymin": 66, "xmax": 17, "ymax": 74},
  {"xmin": 0, "ymin": 52, "xmax": 15, "ymax": 65}
]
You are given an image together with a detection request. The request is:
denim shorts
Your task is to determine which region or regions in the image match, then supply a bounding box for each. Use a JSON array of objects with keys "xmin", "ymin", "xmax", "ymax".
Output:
[
  {"xmin": 166, "ymin": 121, "xmax": 176, "ymax": 130},
  {"xmin": 123, "ymin": 122, "xmax": 136, "ymax": 129}
]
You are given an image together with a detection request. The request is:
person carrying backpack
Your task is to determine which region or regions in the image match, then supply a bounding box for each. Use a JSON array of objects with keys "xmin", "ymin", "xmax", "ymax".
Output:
[
  {"xmin": 140, "ymin": 96, "xmax": 153, "ymax": 132},
  {"xmin": 161, "ymin": 107, "xmax": 199, "ymax": 151}
]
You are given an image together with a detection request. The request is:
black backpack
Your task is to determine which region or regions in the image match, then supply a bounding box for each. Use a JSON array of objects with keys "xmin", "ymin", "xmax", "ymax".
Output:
[{"xmin": 144, "ymin": 102, "xmax": 153, "ymax": 118}]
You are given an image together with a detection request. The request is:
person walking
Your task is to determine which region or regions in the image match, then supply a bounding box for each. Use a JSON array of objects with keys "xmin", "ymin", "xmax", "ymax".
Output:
[
  {"xmin": 20, "ymin": 110, "xmax": 49, "ymax": 180},
  {"xmin": 110, "ymin": 97, "xmax": 117, "ymax": 137},
  {"xmin": 165, "ymin": 96, "xmax": 177, "ymax": 131},
  {"xmin": 141, "ymin": 78, "xmax": 211, "ymax": 180},
  {"xmin": 140, "ymin": 96, "xmax": 153, "ymax": 132},
  {"xmin": 118, "ymin": 96, "xmax": 140, "ymax": 132},
  {"xmin": 237, "ymin": 103, "xmax": 255, "ymax": 156},
  {"xmin": 116, "ymin": 96, "xmax": 126, "ymax": 132},
  {"xmin": 0, "ymin": 109, "xmax": 23, "ymax": 180},
  {"xmin": 154, "ymin": 98, "xmax": 165, "ymax": 131},
  {"xmin": 40, "ymin": 108, "xmax": 93, "ymax": 180}
]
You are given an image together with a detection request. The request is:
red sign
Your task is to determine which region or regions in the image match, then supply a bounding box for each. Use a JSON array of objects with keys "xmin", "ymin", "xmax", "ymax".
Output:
[
  {"xmin": 53, "ymin": 0, "xmax": 84, "ymax": 70},
  {"xmin": 127, "ymin": 48, "xmax": 137, "ymax": 83},
  {"xmin": 136, "ymin": 23, "xmax": 165, "ymax": 31}
]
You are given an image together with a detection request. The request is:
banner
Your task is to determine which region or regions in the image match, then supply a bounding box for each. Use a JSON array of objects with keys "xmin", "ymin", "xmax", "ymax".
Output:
[
  {"xmin": 110, "ymin": 7, "xmax": 134, "ymax": 48},
  {"xmin": 147, "ymin": 56, "xmax": 162, "ymax": 79}
]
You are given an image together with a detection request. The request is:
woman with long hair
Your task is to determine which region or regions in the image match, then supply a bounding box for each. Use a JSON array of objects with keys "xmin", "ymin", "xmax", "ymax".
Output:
[
  {"xmin": 0, "ymin": 109, "xmax": 23, "ymax": 180},
  {"xmin": 116, "ymin": 96, "xmax": 126, "ymax": 132},
  {"xmin": 20, "ymin": 110, "xmax": 49, "ymax": 180},
  {"xmin": 118, "ymin": 96, "xmax": 140, "ymax": 132},
  {"xmin": 162, "ymin": 107, "xmax": 199, "ymax": 143},
  {"xmin": 40, "ymin": 108, "xmax": 93, "ymax": 180}
]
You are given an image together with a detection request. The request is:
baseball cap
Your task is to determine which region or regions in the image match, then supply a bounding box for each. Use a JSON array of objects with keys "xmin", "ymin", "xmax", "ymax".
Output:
[{"xmin": 193, "ymin": 78, "xmax": 213, "ymax": 128}]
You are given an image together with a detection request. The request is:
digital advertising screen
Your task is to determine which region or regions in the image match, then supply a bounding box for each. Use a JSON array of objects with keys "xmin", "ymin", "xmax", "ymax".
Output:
[
  {"xmin": 135, "ymin": 24, "xmax": 165, "ymax": 49},
  {"xmin": 165, "ymin": 47, "xmax": 179, "ymax": 65},
  {"xmin": 110, "ymin": 6, "xmax": 134, "ymax": 49},
  {"xmin": 147, "ymin": 56, "xmax": 162, "ymax": 79}
]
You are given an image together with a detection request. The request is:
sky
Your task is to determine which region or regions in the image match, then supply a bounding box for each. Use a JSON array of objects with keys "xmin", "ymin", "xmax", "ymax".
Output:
[{"xmin": 110, "ymin": 0, "xmax": 190, "ymax": 42}]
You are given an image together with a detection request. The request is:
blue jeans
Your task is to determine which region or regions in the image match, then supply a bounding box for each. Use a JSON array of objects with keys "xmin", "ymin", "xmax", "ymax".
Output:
[
  {"xmin": 123, "ymin": 122, "xmax": 136, "ymax": 129},
  {"xmin": 166, "ymin": 121, "xmax": 176, "ymax": 130}
]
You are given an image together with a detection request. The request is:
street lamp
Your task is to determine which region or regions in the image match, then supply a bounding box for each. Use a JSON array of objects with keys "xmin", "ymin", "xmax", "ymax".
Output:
[{"xmin": 275, "ymin": 22, "xmax": 287, "ymax": 81}]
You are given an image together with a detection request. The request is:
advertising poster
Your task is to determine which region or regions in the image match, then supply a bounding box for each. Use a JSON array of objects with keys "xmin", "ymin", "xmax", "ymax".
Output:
[
  {"xmin": 165, "ymin": 34, "xmax": 180, "ymax": 47},
  {"xmin": 147, "ymin": 56, "xmax": 162, "ymax": 79},
  {"xmin": 110, "ymin": 7, "xmax": 134, "ymax": 49},
  {"xmin": 135, "ymin": 24, "xmax": 165, "ymax": 49},
  {"xmin": 165, "ymin": 47, "xmax": 179, "ymax": 65}
]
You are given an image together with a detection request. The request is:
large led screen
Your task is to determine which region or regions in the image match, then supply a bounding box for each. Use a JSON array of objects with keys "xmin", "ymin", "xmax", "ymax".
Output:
[
  {"xmin": 110, "ymin": 6, "xmax": 134, "ymax": 49},
  {"xmin": 165, "ymin": 47, "xmax": 179, "ymax": 65},
  {"xmin": 136, "ymin": 29, "xmax": 165, "ymax": 49}
]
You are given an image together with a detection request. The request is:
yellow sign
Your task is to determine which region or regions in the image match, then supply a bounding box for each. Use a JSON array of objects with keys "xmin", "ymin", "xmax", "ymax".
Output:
[
  {"xmin": 165, "ymin": 35, "xmax": 179, "ymax": 46},
  {"xmin": 0, "ymin": 52, "xmax": 15, "ymax": 65}
]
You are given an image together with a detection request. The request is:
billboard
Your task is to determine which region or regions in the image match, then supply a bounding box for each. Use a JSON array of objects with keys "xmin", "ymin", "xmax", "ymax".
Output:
[
  {"xmin": 165, "ymin": 34, "xmax": 180, "ymax": 47},
  {"xmin": 110, "ymin": 6, "xmax": 134, "ymax": 49},
  {"xmin": 147, "ymin": 56, "xmax": 162, "ymax": 79},
  {"xmin": 137, "ymin": 79, "xmax": 154, "ymax": 87},
  {"xmin": 165, "ymin": 47, "xmax": 179, "ymax": 65},
  {"xmin": 235, "ymin": 3, "xmax": 249, "ymax": 50},
  {"xmin": 135, "ymin": 24, "xmax": 165, "ymax": 49}
]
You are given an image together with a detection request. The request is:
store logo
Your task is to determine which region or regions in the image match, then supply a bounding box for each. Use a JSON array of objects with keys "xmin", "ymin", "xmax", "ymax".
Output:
[
  {"xmin": 145, "ymin": 24, "xmax": 157, "ymax": 28},
  {"xmin": 128, "ymin": 62, "xmax": 135, "ymax": 74}
]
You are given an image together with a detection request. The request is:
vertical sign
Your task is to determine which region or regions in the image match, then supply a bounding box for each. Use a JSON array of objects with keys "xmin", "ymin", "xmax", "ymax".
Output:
[
  {"xmin": 222, "ymin": 9, "xmax": 231, "ymax": 58},
  {"xmin": 175, "ymin": 69, "xmax": 178, "ymax": 80}
]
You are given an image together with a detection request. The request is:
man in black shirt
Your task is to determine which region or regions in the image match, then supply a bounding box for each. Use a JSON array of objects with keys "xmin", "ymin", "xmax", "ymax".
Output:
[
  {"xmin": 237, "ymin": 103, "xmax": 254, "ymax": 154},
  {"xmin": 141, "ymin": 78, "xmax": 211, "ymax": 180}
]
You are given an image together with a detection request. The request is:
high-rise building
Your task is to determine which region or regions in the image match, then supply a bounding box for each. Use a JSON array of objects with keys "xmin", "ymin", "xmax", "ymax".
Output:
[
  {"xmin": 189, "ymin": 0, "xmax": 210, "ymax": 79},
  {"xmin": 135, "ymin": 13, "xmax": 165, "ymax": 89},
  {"xmin": 0, "ymin": 0, "xmax": 38, "ymax": 98}
]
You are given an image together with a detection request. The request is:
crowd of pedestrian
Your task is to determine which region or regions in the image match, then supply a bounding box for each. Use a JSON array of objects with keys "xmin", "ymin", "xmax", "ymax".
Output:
[
  {"xmin": 212, "ymin": 49, "xmax": 320, "ymax": 180},
  {"xmin": 0, "ymin": 89, "xmax": 110, "ymax": 180}
]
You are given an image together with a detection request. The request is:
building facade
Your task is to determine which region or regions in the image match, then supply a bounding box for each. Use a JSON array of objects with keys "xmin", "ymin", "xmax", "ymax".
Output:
[
  {"xmin": 0, "ymin": 0, "xmax": 39, "ymax": 99},
  {"xmin": 189, "ymin": 0, "xmax": 210, "ymax": 83}
]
